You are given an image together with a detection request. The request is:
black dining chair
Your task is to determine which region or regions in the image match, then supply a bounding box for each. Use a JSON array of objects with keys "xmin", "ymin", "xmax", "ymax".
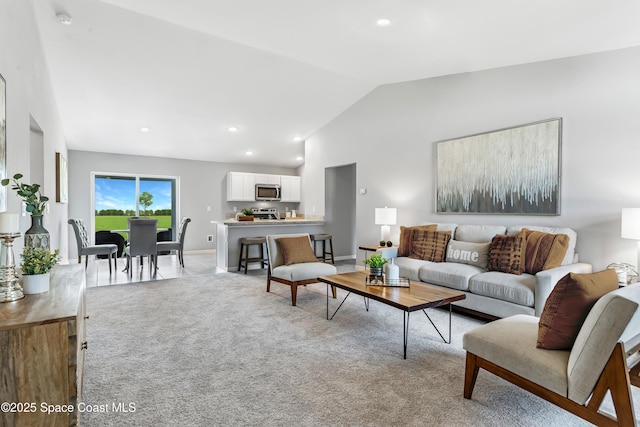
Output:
[{"xmin": 124, "ymin": 218, "xmax": 158, "ymax": 277}]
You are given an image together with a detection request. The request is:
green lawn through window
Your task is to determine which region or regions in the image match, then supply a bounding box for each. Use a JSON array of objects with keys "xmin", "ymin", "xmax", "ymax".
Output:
[{"xmin": 95, "ymin": 216, "xmax": 172, "ymax": 238}]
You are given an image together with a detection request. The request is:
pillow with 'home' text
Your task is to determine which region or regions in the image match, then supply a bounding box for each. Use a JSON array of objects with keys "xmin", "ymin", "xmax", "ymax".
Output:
[{"xmin": 445, "ymin": 240, "xmax": 490, "ymax": 269}]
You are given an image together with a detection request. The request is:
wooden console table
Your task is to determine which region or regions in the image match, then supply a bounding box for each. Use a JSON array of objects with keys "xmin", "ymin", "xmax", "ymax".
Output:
[{"xmin": 0, "ymin": 264, "xmax": 87, "ymax": 427}]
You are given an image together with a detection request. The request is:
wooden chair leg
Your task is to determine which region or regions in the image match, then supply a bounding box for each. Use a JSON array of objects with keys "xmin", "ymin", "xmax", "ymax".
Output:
[
  {"xmin": 291, "ymin": 284, "xmax": 298, "ymax": 306},
  {"xmin": 237, "ymin": 243, "xmax": 244, "ymax": 272},
  {"xmin": 77, "ymin": 256, "xmax": 81, "ymax": 264},
  {"xmin": 266, "ymin": 270, "xmax": 271, "ymax": 292},
  {"xmin": 464, "ymin": 352, "xmax": 480, "ymax": 399}
]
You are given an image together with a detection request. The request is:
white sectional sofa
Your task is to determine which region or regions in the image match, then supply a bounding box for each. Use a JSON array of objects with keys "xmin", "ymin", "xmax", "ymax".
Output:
[{"xmin": 377, "ymin": 223, "xmax": 593, "ymax": 319}]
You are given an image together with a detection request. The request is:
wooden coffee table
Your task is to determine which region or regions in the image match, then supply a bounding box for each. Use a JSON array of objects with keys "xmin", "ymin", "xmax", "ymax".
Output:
[{"xmin": 318, "ymin": 271, "xmax": 466, "ymax": 359}]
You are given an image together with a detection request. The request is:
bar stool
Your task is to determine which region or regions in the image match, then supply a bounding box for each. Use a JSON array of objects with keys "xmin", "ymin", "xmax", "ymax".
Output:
[
  {"xmin": 238, "ymin": 237, "xmax": 268, "ymax": 274},
  {"xmin": 310, "ymin": 234, "xmax": 334, "ymax": 264}
]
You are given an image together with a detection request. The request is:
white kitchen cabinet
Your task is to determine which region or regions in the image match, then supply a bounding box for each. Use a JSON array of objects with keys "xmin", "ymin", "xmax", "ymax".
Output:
[
  {"xmin": 227, "ymin": 172, "xmax": 256, "ymax": 201},
  {"xmin": 280, "ymin": 175, "xmax": 301, "ymax": 202},
  {"xmin": 254, "ymin": 174, "xmax": 281, "ymax": 185}
]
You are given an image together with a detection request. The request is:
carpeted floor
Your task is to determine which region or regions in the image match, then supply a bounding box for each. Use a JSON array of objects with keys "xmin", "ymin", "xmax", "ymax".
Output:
[{"xmin": 81, "ymin": 273, "xmax": 639, "ymax": 426}]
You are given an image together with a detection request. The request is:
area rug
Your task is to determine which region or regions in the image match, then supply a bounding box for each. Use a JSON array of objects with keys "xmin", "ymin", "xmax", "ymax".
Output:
[{"xmin": 81, "ymin": 273, "xmax": 638, "ymax": 426}]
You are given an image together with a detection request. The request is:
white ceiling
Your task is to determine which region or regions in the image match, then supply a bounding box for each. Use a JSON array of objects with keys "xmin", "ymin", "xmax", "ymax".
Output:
[{"xmin": 31, "ymin": 0, "xmax": 640, "ymax": 167}]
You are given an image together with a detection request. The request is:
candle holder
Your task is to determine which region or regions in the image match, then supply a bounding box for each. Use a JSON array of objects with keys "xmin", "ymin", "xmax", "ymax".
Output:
[{"xmin": 0, "ymin": 232, "xmax": 23, "ymax": 302}]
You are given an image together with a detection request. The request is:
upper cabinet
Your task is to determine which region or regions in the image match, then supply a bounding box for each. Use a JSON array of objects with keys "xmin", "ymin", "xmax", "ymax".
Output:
[
  {"xmin": 227, "ymin": 172, "xmax": 300, "ymax": 202},
  {"xmin": 280, "ymin": 175, "xmax": 301, "ymax": 202},
  {"xmin": 254, "ymin": 174, "xmax": 281, "ymax": 185},
  {"xmin": 227, "ymin": 172, "xmax": 256, "ymax": 201}
]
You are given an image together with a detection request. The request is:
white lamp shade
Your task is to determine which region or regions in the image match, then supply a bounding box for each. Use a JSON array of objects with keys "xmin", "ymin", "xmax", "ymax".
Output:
[
  {"xmin": 375, "ymin": 207, "xmax": 397, "ymax": 225},
  {"xmin": 622, "ymin": 208, "xmax": 640, "ymax": 240}
]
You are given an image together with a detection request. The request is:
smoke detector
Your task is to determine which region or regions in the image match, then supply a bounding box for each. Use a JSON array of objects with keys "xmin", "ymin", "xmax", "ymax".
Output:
[{"xmin": 56, "ymin": 13, "xmax": 73, "ymax": 25}]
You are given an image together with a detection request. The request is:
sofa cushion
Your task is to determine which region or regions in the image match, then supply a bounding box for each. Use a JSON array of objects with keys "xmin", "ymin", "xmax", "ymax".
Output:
[
  {"xmin": 537, "ymin": 269, "xmax": 618, "ymax": 350},
  {"xmin": 419, "ymin": 262, "xmax": 484, "ymax": 291},
  {"xmin": 487, "ymin": 231, "xmax": 526, "ymax": 275},
  {"xmin": 508, "ymin": 225, "xmax": 577, "ymax": 266},
  {"xmin": 398, "ymin": 224, "xmax": 436, "ymax": 257},
  {"xmin": 469, "ymin": 271, "xmax": 536, "ymax": 306},
  {"xmin": 522, "ymin": 228, "xmax": 569, "ymax": 274},
  {"xmin": 275, "ymin": 236, "xmax": 318, "ymax": 265},
  {"xmin": 393, "ymin": 257, "xmax": 430, "ymax": 281},
  {"xmin": 454, "ymin": 224, "xmax": 506, "ymax": 243},
  {"xmin": 445, "ymin": 240, "xmax": 490, "ymax": 269},
  {"xmin": 409, "ymin": 229, "xmax": 451, "ymax": 262}
]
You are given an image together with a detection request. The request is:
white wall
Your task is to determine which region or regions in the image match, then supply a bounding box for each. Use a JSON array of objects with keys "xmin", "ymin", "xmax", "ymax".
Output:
[
  {"xmin": 303, "ymin": 47, "xmax": 640, "ymax": 270},
  {"xmin": 0, "ymin": 0, "xmax": 69, "ymax": 260},
  {"xmin": 67, "ymin": 150, "xmax": 296, "ymax": 260}
]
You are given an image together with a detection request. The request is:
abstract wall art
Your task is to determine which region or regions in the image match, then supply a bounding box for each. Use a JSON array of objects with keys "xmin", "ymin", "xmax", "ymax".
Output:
[{"xmin": 436, "ymin": 118, "xmax": 561, "ymax": 215}]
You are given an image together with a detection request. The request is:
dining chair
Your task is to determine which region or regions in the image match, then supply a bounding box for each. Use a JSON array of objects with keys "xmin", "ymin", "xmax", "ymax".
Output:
[
  {"xmin": 124, "ymin": 218, "xmax": 158, "ymax": 277},
  {"xmin": 68, "ymin": 219, "xmax": 118, "ymax": 274},
  {"xmin": 156, "ymin": 217, "xmax": 191, "ymax": 267}
]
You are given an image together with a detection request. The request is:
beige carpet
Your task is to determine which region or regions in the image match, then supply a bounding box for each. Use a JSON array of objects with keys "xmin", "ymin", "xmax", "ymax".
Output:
[{"xmin": 81, "ymin": 273, "xmax": 639, "ymax": 426}]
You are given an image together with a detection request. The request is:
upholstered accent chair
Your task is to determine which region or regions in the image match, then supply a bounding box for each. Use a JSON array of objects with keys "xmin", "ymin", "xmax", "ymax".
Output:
[
  {"xmin": 463, "ymin": 284, "xmax": 640, "ymax": 426},
  {"xmin": 156, "ymin": 217, "xmax": 191, "ymax": 267},
  {"xmin": 68, "ymin": 219, "xmax": 118, "ymax": 273},
  {"xmin": 125, "ymin": 218, "xmax": 158, "ymax": 277},
  {"xmin": 266, "ymin": 233, "xmax": 337, "ymax": 306}
]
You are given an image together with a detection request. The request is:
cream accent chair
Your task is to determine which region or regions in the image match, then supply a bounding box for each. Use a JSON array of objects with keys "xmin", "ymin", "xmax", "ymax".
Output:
[
  {"xmin": 463, "ymin": 284, "xmax": 640, "ymax": 426},
  {"xmin": 266, "ymin": 233, "xmax": 337, "ymax": 306}
]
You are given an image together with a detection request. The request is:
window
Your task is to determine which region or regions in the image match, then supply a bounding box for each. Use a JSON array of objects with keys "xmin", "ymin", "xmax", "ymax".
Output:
[{"xmin": 93, "ymin": 174, "xmax": 177, "ymax": 239}]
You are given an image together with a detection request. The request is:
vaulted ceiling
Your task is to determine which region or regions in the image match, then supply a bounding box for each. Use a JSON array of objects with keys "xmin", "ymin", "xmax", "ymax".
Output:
[{"xmin": 31, "ymin": 0, "xmax": 640, "ymax": 167}]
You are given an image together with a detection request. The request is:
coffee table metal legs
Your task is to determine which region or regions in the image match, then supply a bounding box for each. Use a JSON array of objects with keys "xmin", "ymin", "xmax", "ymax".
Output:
[{"xmin": 327, "ymin": 283, "xmax": 454, "ymax": 359}]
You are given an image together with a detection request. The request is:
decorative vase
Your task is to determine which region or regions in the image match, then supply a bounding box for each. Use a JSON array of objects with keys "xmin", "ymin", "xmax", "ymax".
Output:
[
  {"xmin": 384, "ymin": 259, "xmax": 399, "ymax": 281},
  {"xmin": 25, "ymin": 215, "xmax": 50, "ymax": 249},
  {"xmin": 21, "ymin": 272, "xmax": 50, "ymax": 294}
]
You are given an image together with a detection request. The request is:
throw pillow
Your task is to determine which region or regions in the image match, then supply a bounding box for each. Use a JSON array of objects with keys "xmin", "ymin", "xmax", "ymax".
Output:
[
  {"xmin": 445, "ymin": 240, "xmax": 490, "ymax": 269},
  {"xmin": 522, "ymin": 228, "xmax": 570, "ymax": 274},
  {"xmin": 409, "ymin": 230, "xmax": 451, "ymax": 262},
  {"xmin": 275, "ymin": 236, "xmax": 318, "ymax": 265},
  {"xmin": 537, "ymin": 269, "xmax": 618, "ymax": 350},
  {"xmin": 397, "ymin": 224, "xmax": 436, "ymax": 257},
  {"xmin": 487, "ymin": 231, "xmax": 526, "ymax": 275}
]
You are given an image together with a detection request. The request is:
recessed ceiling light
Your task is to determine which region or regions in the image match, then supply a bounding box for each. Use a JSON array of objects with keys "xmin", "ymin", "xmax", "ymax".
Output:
[
  {"xmin": 245, "ymin": 151, "xmax": 253, "ymax": 156},
  {"xmin": 296, "ymin": 156, "xmax": 303, "ymax": 161},
  {"xmin": 56, "ymin": 13, "xmax": 73, "ymax": 25},
  {"xmin": 376, "ymin": 18, "xmax": 391, "ymax": 26},
  {"xmin": 293, "ymin": 136, "xmax": 302, "ymax": 142},
  {"xmin": 228, "ymin": 126, "xmax": 238, "ymax": 133},
  {"xmin": 139, "ymin": 127, "xmax": 150, "ymax": 132}
]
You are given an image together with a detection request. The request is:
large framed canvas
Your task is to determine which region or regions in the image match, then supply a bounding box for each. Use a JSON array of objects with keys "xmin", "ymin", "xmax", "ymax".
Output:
[
  {"xmin": 0, "ymin": 74, "xmax": 5, "ymax": 211},
  {"xmin": 436, "ymin": 118, "xmax": 561, "ymax": 215}
]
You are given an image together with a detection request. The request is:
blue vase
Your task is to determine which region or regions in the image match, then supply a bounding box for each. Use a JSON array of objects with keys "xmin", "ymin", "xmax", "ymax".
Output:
[{"xmin": 25, "ymin": 215, "xmax": 50, "ymax": 249}]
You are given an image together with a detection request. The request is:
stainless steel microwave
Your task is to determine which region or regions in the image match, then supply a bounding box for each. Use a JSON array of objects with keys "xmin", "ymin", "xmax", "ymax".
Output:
[{"xmin": 255, "ymin": 184, "xmax": 281, "ymax": 201}]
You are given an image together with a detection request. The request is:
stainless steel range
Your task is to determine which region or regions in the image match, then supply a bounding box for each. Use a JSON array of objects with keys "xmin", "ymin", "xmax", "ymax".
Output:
[{"xmin": 252, "ymin": 207, "xmax": 281, "ymax": 220}]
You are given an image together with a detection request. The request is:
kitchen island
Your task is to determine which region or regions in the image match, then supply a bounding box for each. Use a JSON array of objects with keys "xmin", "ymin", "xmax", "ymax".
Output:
[{"xmin": 213, "ymin": 218, "xmax": 327, "ymax": 271}]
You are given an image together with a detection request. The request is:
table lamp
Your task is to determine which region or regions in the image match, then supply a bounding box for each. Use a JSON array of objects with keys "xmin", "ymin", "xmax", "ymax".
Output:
[
  {"xmin": 621, "ymin": 208, "xmax": 640, "ymax": 270},
  {"xmin": 375, "ymin": 207, "xmax": 396, "ymax": 242}
]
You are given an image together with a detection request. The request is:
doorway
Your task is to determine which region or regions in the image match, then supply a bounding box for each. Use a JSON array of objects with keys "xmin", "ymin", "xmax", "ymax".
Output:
[{"xmin": 324, "ymin": 163, "xmax": 356, "ymax": 260}]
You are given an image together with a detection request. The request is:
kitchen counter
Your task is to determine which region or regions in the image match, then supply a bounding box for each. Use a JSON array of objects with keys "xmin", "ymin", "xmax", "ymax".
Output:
[
  {"xmin": 217, "ymin": 218, "xmax": 325, "ymax": 226},
  {"xmin": 213, "ymin": 219, "xmax": 327, "ymax": 271}
]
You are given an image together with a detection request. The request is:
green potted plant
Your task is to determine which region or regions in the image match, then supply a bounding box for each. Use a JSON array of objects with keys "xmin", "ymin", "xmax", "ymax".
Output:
[
  {"xmin": 20, "ymin": 246, "xmax": 60, "ymax": 294},
  {"xmin": 364, "ymin": 253, "xmax": 388, "ymax": 280},
  {"xmin": 238, "ymin": 208, "xmax": 254, "ymax": 221},
  {"xmin": 1, "ymin": 173, "xmax": 50, "ymax": 248}
]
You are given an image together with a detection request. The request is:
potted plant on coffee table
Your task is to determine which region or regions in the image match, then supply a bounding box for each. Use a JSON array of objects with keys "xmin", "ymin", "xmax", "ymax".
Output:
[
  {"xmin": 364, "ymin": 253, "xmax": 388, "ymax": 282},
  {"xmin": 20, "ymin": 246, "xmax": 60, "ymax": 294}
]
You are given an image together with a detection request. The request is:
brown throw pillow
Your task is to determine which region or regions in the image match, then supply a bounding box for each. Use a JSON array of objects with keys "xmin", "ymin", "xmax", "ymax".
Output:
[
  {"xmin": 522, "ymin": 228, "xmax": 570, "ymax": 275},
  {"xmin": 275, "ymin": 236, "xmax": 318, "ymax": 265},
  {"xmin": 487, "ymin": 231, "xmax": 526, "ymax": 275},
  {"xmin": 537, "ymin": 269, "xmax": 618, "ymax": 350},
  {"xmin": 398, "ymin": 224, "xmax": 437, "ymax": 257},
  {"xmin": 409, "ymin": 230, "xmax": 451, "ymax": 262}
]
